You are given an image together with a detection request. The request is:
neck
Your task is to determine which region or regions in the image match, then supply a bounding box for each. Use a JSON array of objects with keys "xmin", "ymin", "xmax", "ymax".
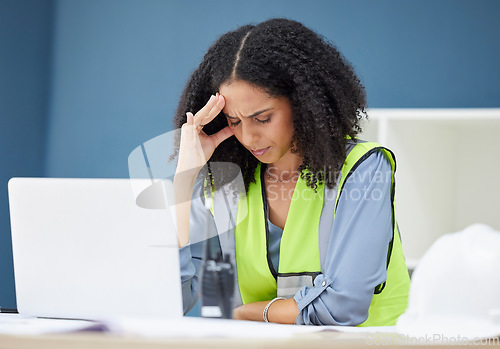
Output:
[{"xmin": 267, "ymin": 152, "xmax": 302, "ymax": 181}]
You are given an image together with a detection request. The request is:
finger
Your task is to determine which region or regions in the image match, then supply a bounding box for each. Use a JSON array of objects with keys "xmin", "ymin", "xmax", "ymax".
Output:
[
  {"xmin": 194, "ymin": 95, "xmax": 218, "ymax": 123},
  {"xmin": 211, "ymin": 125, "xmax": 234, "ymax": 147},
  {"xmin": 196, "ymin": 95, "xmax": 225, "ymax": 127},
  {"xmin": 186, "ymin": 112, "xmax": 194, "ymax": 125},
  {"xmin": 200, "ymin": 95, "xmax": 225, "ymax": 126}
]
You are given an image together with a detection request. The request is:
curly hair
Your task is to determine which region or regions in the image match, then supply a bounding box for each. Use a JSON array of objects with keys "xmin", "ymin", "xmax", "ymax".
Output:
[{"xmin": 173, "ymin": 18, "xmax": 367, "ymax": 191}]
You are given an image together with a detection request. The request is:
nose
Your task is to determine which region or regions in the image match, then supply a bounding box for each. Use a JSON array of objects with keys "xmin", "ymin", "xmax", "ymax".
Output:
[{"xmin": 239, "ymin": 121, "xmax": 260, "ymax": 148}]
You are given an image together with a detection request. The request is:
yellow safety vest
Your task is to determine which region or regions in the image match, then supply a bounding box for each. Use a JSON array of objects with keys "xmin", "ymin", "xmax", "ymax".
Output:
[{"xmin": 233, "ymin": 142, "xmax": 410, "ymax": 326}]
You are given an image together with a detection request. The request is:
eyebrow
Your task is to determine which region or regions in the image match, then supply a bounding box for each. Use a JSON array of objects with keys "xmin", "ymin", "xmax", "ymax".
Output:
[{"xmin": 225, "ymin": 108, "xmax": 273, "ymax": 119}]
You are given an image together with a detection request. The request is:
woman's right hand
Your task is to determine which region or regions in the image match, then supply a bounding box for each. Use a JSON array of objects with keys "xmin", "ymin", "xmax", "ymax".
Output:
[
  {"xmin": 176, "ymin": 94, "xmax": 233, "ymax": 178},
  {"xmin": 174, "ymin": 94, "xmax": 232, "ymax": 247}
]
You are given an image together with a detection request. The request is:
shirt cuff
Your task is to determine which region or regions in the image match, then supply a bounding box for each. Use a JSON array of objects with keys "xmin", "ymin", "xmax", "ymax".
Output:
[
  {"xmin": 179, "ymin": 242, "xmax": 196, "ymax": 282},
  {"xmin": 293, "ymin": 274, "xmax": 332, "ymax": 313}
]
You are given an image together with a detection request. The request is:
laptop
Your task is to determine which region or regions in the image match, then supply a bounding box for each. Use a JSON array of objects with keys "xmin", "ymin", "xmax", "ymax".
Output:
[{"xmin": 7, "ymin": 177, "xmax": 182, "ymax": 321}]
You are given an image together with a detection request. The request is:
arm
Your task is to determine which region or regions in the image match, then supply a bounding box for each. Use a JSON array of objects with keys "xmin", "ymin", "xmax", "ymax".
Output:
[
  {"xmin": 175, "ymin": 93, "xmax": 232, "ymax": 313},
  {"xmin": 233, "ymin": 151, "xmax": 394, "ymax": 325},
  {"xmin": 233, "ymin": 298, "xmax": 299, "ymax": 323},
  {"xmin": 175, "ymin": 94, "xmax": 231, "ymax": 248},
  {"xmin": 179, "ymin": 180, "xmax": 221, "ymax": 314},
  {"xmin": 294, "ymin": 150, "xmax": 394, "ymax": 325}
]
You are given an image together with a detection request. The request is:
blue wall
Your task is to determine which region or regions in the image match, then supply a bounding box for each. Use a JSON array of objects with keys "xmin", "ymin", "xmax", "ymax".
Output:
[
  {"xmin": 0, "ymin": 0, "xmax": 53, "ymax": 310},
  {"xmin": 44, "ymin": 0, "xmax": 500, "ymax": 180},
  {"xmin": 1, "ymin": 0, "xmax": 499, "ymax": 310}
]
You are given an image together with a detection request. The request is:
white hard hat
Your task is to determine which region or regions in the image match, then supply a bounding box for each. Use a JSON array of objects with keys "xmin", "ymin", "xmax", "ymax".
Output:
[{"xmin": 397, "ymin": 224, "xmax": 500, "ymax": 340}]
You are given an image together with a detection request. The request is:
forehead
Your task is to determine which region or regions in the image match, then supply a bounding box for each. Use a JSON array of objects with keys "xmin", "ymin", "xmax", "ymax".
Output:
[{"xmin": 219, "ymin": 80, "xmax": 273, "ymax": 115}]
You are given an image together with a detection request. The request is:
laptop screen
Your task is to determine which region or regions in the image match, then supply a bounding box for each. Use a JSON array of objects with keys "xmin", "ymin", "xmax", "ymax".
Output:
[{"xmin": 8, "ymin": 178, "xmax": 182, "ymax": 320}]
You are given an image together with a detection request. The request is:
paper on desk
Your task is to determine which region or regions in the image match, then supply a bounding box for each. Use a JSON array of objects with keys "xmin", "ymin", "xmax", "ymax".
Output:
[
  {"xmin": 112, "ymin": 316, "xmax": 396, "ymax": 339},
  {"xmin": 0, "ymin": 313, "xmax": 107, "ymax": 335}
]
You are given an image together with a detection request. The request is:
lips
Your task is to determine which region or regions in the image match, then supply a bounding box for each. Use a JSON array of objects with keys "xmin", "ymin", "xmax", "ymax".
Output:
[{"xmin": 250, "ymin": 147, "xmax": 270, "ymax": 156}]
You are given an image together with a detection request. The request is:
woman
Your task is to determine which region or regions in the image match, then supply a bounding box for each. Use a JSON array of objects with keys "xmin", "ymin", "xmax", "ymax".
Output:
[{"xmin": 173, "ymin": 18, "xmax": 410, "ymax": 326}]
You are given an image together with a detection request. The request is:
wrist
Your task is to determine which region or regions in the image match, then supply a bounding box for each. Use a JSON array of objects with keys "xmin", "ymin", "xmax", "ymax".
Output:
[
  {"xmin": 174, "ymin": 165, "xmax": 203, "ymax": 183},
  {"xmin": 263, "ymin": 297, "xmax": 286, "ymax": 323},
  {"xmin": 174, "ymin": 172, "xmax": 197, "ymax": 188}
]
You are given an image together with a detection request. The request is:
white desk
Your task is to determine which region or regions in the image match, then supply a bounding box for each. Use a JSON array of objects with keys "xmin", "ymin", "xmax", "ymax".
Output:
[{"xmin": 2, "ymin": 330, "xmax": 499, "ymax": 349}]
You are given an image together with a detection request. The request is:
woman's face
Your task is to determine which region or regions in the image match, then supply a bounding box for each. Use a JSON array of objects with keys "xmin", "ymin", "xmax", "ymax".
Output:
[{"xmin": 219, "ymin": 80, "xmax": 296, "ymax": 165}]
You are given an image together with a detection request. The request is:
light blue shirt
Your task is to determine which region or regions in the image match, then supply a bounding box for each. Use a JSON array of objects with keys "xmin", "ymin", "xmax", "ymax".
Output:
[{"xmin": 179, "ymin": 150, "xmax": 394, "ymax": 325}]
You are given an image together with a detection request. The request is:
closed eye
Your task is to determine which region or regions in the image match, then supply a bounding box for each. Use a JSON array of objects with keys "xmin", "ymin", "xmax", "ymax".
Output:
[
  {"xmin": 255, "ymin": 117, "xmax": 271, "ymax": 124},
  {"xmin": 228, "ymin": 118, "xmax": 270, "ymax": 126},
  {"xmin": 226, "ymin": 112, "xmax": 272, "ymax": 127}
]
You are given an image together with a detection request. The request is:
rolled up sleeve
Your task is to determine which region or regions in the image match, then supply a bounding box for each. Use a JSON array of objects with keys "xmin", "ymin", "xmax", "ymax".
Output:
[{"xmin": 294, "ymin": 150, "xmax": 394, "ymax": 325}]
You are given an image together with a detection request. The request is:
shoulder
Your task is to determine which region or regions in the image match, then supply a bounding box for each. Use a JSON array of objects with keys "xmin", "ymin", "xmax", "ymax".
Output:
[
  {"xmin": 357, "ymin": 148, "xmax": 392, "ymax": 173},
  {"xmin": 339, "ymin": 146, "xmax": 394, "ymax": 193},
  {"xmin": 345, "ymin": 141, "xmax": 394, "ymax": 175}
]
